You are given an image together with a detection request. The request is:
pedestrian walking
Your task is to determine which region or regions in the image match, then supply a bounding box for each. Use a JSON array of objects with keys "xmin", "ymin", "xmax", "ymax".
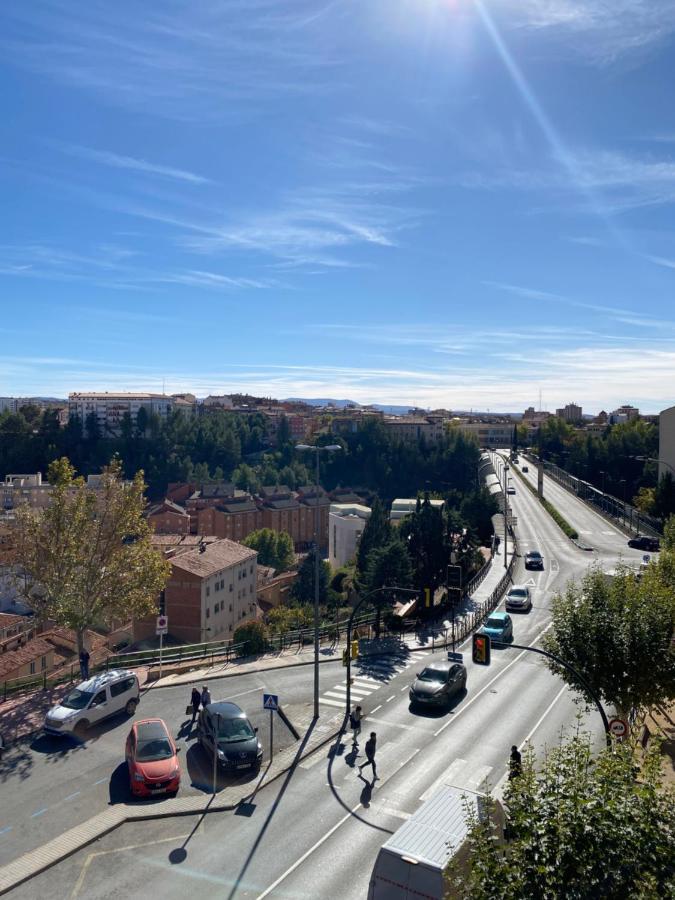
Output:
[
  {"xmin": 509, "ymin": 745, "xmax": 522, "ymax": 780},
  {"xmin": 350, "ymin": 705, "xmax": 363, "ymax": 744},
  {"xmin": 358, "ymin": 732, "xmax": 378, "ymax": 781},
  {"xmin": 79, "ymin": 648, "xmax": 90, "ymax": 681},
  {"xmin": 190, "ymin": 687, "xmax": 201, "ymax": 724},
  {"xmin": 201, "ymin": 685, "xmax": 211, "ymax": 707}
]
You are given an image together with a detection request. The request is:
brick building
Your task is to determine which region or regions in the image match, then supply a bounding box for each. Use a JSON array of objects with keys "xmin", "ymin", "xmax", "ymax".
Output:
[{"xmin": 146, "ymin": 499, "xmax": 191, "ymax": 534}]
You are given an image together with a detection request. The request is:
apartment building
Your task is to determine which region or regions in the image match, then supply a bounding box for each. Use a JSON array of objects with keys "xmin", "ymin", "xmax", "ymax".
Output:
[
  {"xmin": 390, "ymin": 498, "xmax": 444, "ymax": 524},
  {"xmin": 197, "ymin": 496, "xmax": 263, "ymax": 543},
  {"xmin": 146, "ymin": 500, "xmax": 192, "ymax": 535},
  {"xmin": 555, "ymin": 403, "xmax": 583, "ymax": 423},
  {"xmin": 452, "ymin": 421, "xmax": 515, "ymax": 448},
  {"xmin": 2, "ymin": 473, "xmax": 53, "ymax": 511},
  {"xmin": 68, "ymin": 392, "xmax": 175, "ymax": 435},
  {"xmin": 134, "ymin": 538, "xmax": 258, "ymax": 645},
  {"xmin": 383, "ymin": 416, "xmax": 446, "ymax": 445},
  {"xmin": 329, "ymin": 503, "xmax": 371, "ymax": 569},
  {"xmin": 659, "ymin": 404, "xmax": 675, "ymax": 483}
]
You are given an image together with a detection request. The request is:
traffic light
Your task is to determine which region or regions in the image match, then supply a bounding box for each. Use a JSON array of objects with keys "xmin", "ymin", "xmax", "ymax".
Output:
[
  {"xmin": 351, "ymin": 640, "xmax": 359, "ymax": 660},
  {"xmin": 472, "ymin": 633, "xmax": 491, "ymax": 665},
  {"xmin": 424, "ymin": 587, "xmax": 432, "ymax": 608},
  {"xmin": 342, "ymin": 648, "xmax": 349, "ymax": 667}
]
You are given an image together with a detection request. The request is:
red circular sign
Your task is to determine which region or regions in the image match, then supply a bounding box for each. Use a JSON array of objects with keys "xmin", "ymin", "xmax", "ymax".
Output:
[{"xmin": 609, "ymin": 718, "xmax": 627, "ymax": 738}]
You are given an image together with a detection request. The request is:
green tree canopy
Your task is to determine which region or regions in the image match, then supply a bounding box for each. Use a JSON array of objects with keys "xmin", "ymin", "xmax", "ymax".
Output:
[
  {"xmin": 356, "ymin": 496, "xmax": 392, "ymax": 578},
  {"xmin": 14, "ymin": 457, "xmax": 170, "ymax": 651},
  {"xmin": 233, "ymin": 619, "xmax": 267, "ymax": 655},
  {"xmin": 290, "ymin": 549, "xmax": 331, "ymax": 605},
  {"xmin": 450, "ymin": 734, "xmax": 675, "ymax": 900},
  {"xmin": 243, "ymin": 528, "xmax": 294, "ymax": 572},
  {"xmin": 543, "ymin": 563, "xmax": 675, "ymax": 717}
]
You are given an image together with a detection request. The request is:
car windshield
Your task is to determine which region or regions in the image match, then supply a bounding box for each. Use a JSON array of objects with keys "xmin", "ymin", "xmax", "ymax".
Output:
[
  {"xmin": 485, "ymin": 617, "xmax": 504, "ymax": 629},
  {"xmin": 136, "ymin": 737, "xmax": 173, "ymax": 762},
  {"xmin": 215, "ymin": 717, "xmax": 255, "ymax": 742},
  {"xmin": 510, "ymin": 589, "xmax": 527, "ymax": 598},
  {"xmin": 528, "ymin": 552, "xmax": 541, "ymax": 559},
  {"xmin": 61, "ymin": 689, "xmax": 93, "ymax": 710},
  {"xmin": 418, "ymin": 668, "xmax": 446, "ymax": 682}
]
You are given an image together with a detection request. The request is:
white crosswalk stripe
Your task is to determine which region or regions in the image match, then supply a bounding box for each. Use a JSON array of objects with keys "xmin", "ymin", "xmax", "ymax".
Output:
[
  {"xmin": 317, "ymin": 652, "xmax": 423, "ymax": 710},
  {"xmin": 318, "ymin": 697, "xmax": 344, "ymax": 708}
]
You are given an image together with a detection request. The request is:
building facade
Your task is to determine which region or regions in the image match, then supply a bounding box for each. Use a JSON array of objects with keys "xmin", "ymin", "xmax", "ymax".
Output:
[
  {"xmin": 329, "ymin": 503, "xmax": 371, "ymax": 569},
  {"xmin": 68, "ymin": 392, "xmax": 175, "ymax": 436},
  {"xmin": 658, "ymin": 404, "xmax": 675, "ymax": 483},
  {"xmin": 555, "ymin": 403, "xmax": 583, "ymax": 423}
]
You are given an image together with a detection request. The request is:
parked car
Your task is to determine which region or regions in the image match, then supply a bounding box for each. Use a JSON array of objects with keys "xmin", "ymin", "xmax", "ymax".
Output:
[
  {"xmin": 524, "ymin": 550, "xmax": 544, "ymax": 570},
  {"xmin": 197, "ymin": 701, "xmax": 263, "ymax": 772},
  {"xmin": 44, "ymin": 670, "xmax": 140, "ymax": 737},
  {"xmin": 479, "ymin": 612, "xmax": 513, "ymax": 643},
  {"xmin": 505, "ymin": 585, "xmax": 532, "ymax": 613},
  {"xmin": 126, "ymin": 718, "xmax": 180, "ymax": 797},
  {"xmin": 409, "ymin": 660, "xmax": 467, "ymax": 708},
  {"xmin": 627, "ymin": 535, "xmax": 660, "ymax": 552}
]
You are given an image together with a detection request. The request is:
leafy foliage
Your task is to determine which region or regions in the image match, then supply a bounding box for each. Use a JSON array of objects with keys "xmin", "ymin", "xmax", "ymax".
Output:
[
  {"xmin": 543, "ymin": 564, "xmax": 675, "ymax": 716},
  {"xmin": 232, "ymin": 619, "xmax": 267, "ymax": 655},
  {"xmin": 450, "ymin": 733, "xmax": 675, "ymax": 900},
  {"xmin": 242, "ymin": 528, "xmax": 294, "ymax": 572},
  {"xmin": 290, "ymin": 549, "xmax": 332, "ymax": 605},
  {"xmin": 13, "ymin": 457, "xmax": 171, "ymax": 649}
]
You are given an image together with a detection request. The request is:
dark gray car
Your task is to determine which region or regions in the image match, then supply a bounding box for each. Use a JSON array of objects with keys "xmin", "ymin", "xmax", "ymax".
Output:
[
  {"xmin": 409, "ymin": 661, "xmax": 467, "ymax": 708},
  {"xmin": 197, "ymin": 701, "xmax": 263, "ymax": 772}
]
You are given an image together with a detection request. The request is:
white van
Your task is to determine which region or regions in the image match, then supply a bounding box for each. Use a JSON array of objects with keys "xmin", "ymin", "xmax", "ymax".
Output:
[
  {"xmin": 368, "ymin": 785, "xmax": 489, "ymax": 900},
  {"xmin": 44, "ymin": 669, "xmax": 140, "ymax": 737}
]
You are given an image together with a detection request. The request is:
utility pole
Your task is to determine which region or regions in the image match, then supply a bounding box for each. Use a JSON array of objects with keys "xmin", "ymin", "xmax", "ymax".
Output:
[{"xmin": 503, "ymin": 462, "xmax": 509, "ymax": 568}]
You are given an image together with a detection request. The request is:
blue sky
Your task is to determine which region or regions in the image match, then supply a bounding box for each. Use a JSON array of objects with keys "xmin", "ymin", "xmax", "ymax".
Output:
[{"xmin": 3, "ymin": 0, "xmax": 675, "ymax": 413}]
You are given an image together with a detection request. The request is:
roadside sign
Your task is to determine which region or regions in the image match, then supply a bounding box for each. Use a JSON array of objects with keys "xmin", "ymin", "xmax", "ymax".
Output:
[
  {"xmin": 609, "ymin": 718, "xmax": 628, "ymax": 739},
  {"xmin": 447, "ymin": 651, "xmax": 464, "ymax": 663},
  {"xmin": 642, "ymin": 554, "xmax": 650, "ymax": 564},
  {"xmin": 506, "ymin": 516, "xmax": 518, "ymax": 526},
  {"xmin": 156, "ymin": 615, "xmax": 168, "ymax": 636},
  {"xmin": 263, "ymin": 693, "xmax": 279, "ymax": 711}
]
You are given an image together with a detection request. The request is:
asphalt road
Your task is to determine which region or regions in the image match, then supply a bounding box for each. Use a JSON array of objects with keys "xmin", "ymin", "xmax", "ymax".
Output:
[{"xmin": 8, "ymin": 455, "xmax": 627, "ymax": 899}]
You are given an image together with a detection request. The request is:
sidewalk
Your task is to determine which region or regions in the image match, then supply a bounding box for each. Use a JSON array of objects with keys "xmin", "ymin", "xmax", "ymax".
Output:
[{"xmin": 0, "ymin": 704, "xmax": 345, "ymax": 896}]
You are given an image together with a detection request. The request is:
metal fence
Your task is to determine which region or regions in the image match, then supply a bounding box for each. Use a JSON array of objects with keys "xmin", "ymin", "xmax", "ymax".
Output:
[{"xmin": 541, "ymin": 461, "xmax": 662, "ymax": 538}]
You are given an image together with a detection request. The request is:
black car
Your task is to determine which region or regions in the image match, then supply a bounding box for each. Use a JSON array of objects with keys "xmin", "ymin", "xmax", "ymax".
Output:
[
  {"xmin": 197, "ymin": 701, "xmax": 263, "ymax": 772},
  {"xmin": 409, "ymin": 660, "xmax": 467, "ymax": 708},
  {"xmin": 627, "ymin": 535, "xmax": 660, "ymax": 552},
  {"xmin": 525, "ymin": 550, "xmax": 544, "ymax": 570}
]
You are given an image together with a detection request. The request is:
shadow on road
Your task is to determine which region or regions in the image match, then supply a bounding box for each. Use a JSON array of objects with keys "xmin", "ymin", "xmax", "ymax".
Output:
[
  {"xmin": 0, "ymin": 743, "xmax": 33, "ymax": 783},
  {"xmin": 185, "ymin": 742, "xmax": 260, "ymax": 795},
  {"xmin": 355, "ymin": 645, "xmax": 411, "ymax": 683},
  {"xmin": 30, "ymin": 732, "xmax": 86, "ymax": 761}
]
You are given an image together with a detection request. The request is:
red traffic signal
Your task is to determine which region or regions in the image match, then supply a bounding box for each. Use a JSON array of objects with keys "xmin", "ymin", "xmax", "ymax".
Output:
[{"xmin": 472, "ymin": 633, "xmax": 491, "ymax": 665}]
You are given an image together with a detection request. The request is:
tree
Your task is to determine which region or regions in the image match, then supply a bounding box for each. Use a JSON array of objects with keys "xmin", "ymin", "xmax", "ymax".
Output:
[
  {"xmin": 243, "ymin": 528, "xmax": 294, "ymax": 572},
  {"xmin": 290, "ymin": 549, "xmax": 331, "ymax": 605},
  {"xmin": 14, "ymin": 457, "xmax": 171, "ymax": 652},
  {"xmin": 398, "ymin": 494, "xmax": 448, "ymax": 593},
  {"xmin": 449, "ymin": 733, "xmax": 675, "ymax": 899},
  {"xmin": 654, "ymin": 471, "xmax": 675, "ymax": 519},
  {"xmin": 356, "ymin": 496, "xmax": 391, "ymax": 578},
  {"xmin": 233, "ymin": 619, "xmax": 267, "ymax": 655},
  {"xmin": 543, "ymin": 565, "xmax": 675, "ymax": 718},
  {"xmin": 363, "ymin": 537, "xmax": 414, "ymax": 636}
]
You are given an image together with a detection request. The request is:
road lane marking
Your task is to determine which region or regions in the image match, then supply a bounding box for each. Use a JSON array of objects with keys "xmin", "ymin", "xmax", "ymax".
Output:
[
  {"xmin": 521, "ymin": 684, "xmax": 567, "ymax": 747},
  {"xmin": 318, "ymin": 698, "xmax": 344, "ymax": 708},
  {"xmin": 366, "ymin": 716, "xmax": 427, "ymax": 734},
  {"xmin": 371, "ymin": 704, "xmax": 382, "ymax": 713},
  {"xmin": 420, "ymin": 759, "xmax": 468, "ymax": 801},
  {"xmin": 64, "ymin": 791, "xmax": 81, "ymax": 802},
  {"xmin": 435, "ymin": 622, "xmax": 554, "ymax": 737},
  {"xmin": 386, "ymin": 695, "xmax": 395, "ymax": 702},
  {"xmin": 93, "ymin": 777, "xmax": 108, "ymax": 785},
  {"xmin": 31, "ymin": 808, "xmax": 48, "ymax": 818},
  {"xmin": 224, "ymin": 686, "xmax": 265, "ymax": 701},
  {"xmin": 0, "ymin": 827, "xmax": 12, "ymax": 837}
]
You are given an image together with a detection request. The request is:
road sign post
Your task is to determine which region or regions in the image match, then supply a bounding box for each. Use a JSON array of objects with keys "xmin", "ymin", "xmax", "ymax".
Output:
[
  {"xmin": 608, "ymin": 717, "xmax": 628, "ymax": 740},
  {"xmin": 156, "ymin": 615, "xmax": 168, "ymax": 679},
  {"xmin": 264, "ymin": 694, "xmax": 279, "ymax": 760}
]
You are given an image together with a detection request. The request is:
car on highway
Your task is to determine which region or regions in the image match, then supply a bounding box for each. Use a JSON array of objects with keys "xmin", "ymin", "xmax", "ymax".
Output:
[
  {"xmin": 44, "ymin": 670, "xmax": 140, "ymax": 737},
  {"xmin": 408, "ymin": 660, "xmax": 467, "ymax": 708},
  {"xmin": 524, "ymin": 550, "xmax": 544, "ymax": 570},
  {"xmin": 197, "ymin": 700, "xmax": 263, "ymax": 772},
  {"xmin": 507, "ymin": 486, "xmax": 516, "ymax": 495},
  {"xmin": 627, "ymin": 535, "xmax": 660, "ymax": 552},
  {"xmin": 126, "ymin": 718, "xmax": 181, "ymax": 797},
  {"xmin": 522, "ymin": 465, "xmax": 529, "ymax": 473},
  {"xmin": 479, "ymin": 612, "xmax": 513, "ymax": 643},
  {"xmin": 505, "ymin": 585, "xmax": 532, "ymax": 613}
]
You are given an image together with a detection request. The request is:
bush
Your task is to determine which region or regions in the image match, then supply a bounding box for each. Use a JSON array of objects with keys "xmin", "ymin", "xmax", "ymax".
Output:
[{"xmin": 233, "ymin": 619, "xmax": 268, "ymax": 656}]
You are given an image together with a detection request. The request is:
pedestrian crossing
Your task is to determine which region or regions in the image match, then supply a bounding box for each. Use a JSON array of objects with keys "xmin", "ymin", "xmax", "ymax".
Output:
[{"xmin": 318, "ymin": 653, "xmax": 430, "ymax": 710}]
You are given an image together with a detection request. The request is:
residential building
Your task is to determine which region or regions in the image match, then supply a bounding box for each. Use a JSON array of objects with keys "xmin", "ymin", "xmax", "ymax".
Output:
[
  {"xmin": 0, "ymin": 398, "xmax": 19, "ymax": 414},
  {"xmin": 197, "ymin": 496, "xmax": 263, "ymax": 543},
  {"xmin": 146, "ymin": 499, "xmax": 192, "ymax": 535},
  {"xmin": 609, "ymin": 404, "xmax": 640, "ymax": 424},
  {"xmin": 2, "ymin": 473, "xmax": 53, "ymax": 511},
  {"xmin": 0, "ymin": 612, "xmax": 28, "ymax": 641},
  {"xmin": 390, "ymin": 498, "xmax": 444, "ymax": 524},
  {"xmin": 203, "ymin": 395, "xmax": 234, "ymax": 409},
  {"xmin": 329, "ymin": 503, "xmax": 371, "ymax": 569},
  {"xmin": 133, "ymin": 538, "xmax": 258, "ymax": 645},
  {"xmin": 68, "ymin": 392, "xmax": 175, "ymax": 436},
  {"xmin": 452, "ymin": 421, "xmax": 515, "ymax": 448},
  {"xmin": 0, "ymin": 635, "xmax": 55, "ymax": 681},
  {"xmin": 257, "ymin": 566, "xmax": 297, "ymax": 613},
  {"xmin": 383, "ymin": 416, "xmax": 445, "ymax": 445},
  {"xmin": 658, "ymin": 404, "xmax": 675, "ymax": 482},
  {"xmin": 555, "ymin": 403, "xmax": 583, "ymax": 423}
]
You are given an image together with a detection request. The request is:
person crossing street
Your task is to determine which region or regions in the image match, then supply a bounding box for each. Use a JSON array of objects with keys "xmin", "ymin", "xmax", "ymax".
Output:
[{"xmin": 358, "ymin": 732, "xmax": 378, "ymax": 781}]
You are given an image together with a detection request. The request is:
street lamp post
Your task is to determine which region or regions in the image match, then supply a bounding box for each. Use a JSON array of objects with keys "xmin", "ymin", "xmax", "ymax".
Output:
[
  {"xmin": 503, "ymin": 462, "xmax": 509, "ymax": 568},
  {"xmin": 296, "ymin": 443, "xmax": 342, "ymax": 720}
]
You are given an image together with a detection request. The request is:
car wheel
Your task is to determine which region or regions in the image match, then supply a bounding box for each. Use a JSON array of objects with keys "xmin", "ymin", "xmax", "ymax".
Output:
[
  {"xmin": 125, "ymin": 699, "xmax": 138, "ymax": 716},
  {"xmin": 74, "ymin": 719, "xmax": 89, "ymax": 738}
]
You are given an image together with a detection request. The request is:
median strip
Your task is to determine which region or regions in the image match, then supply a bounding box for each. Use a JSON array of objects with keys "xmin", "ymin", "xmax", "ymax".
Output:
[{"xmin": 511, "ymin": 464, "xmax": 579, "ymax": 541}]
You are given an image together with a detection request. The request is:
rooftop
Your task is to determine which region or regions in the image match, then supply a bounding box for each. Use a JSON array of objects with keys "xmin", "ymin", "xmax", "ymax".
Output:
[
  {"xmin": 0, "ymin": 636, "xmax": 54, "ymax": 678},
  {"xmin": 170, "ymin": 539, "xmax": 256, "ymax": 578}
]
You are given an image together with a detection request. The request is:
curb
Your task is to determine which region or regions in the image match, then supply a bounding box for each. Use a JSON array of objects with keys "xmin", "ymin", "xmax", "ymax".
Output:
[{"xmin": 0, "ymin": 714, "xmax": 344, "ymax": 896}]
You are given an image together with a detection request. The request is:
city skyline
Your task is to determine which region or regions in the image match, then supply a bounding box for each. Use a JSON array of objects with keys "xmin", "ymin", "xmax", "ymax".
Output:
[{"xmin": 3, "ymin": 1, "xmax": 675, "ymax": 411}]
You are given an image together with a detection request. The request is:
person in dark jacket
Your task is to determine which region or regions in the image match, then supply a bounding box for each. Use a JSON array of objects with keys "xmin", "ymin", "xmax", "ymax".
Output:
[
  {"xmin": 358, "ymin": 732, "xmax": 378, "ymax": 781},
  {"xmin": 509, "ymin": 745, "xmax": 522, "ymax": 780},
  {"xmin": 79, "ymin": 648, "xmax": 90, "ymax": 681},
  {"xmin": 190, "ymin": 687, "xmax": 201, "ymax": 725}
]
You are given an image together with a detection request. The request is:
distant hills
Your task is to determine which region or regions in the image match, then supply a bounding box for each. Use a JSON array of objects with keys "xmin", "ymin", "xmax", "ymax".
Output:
[{"xmin": 284, "ymin": 398, "xmax": 415, "ymax": 415}]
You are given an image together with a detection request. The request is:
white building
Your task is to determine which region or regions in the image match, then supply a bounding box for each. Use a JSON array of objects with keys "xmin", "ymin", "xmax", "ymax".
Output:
[
  {"xmin": 390, "ymin": 498, "xmax": 444, "ymax": 524},
  {"xmin": 203, "ymin": 395, "xmax": 234, "ymax": 409},
  {"xmin": 329, "ymin": 503, "xmax": 371, "ymax": 569},
  {"xmin": 658, "ymin": 404, "xmax": 675, "ymax": 482},
  {"xmin": 68, "ymin": 392, "xmax": 175, "ymax": 436},
  {"xmin": 0, "ymin": 398, "xmax": 19, "ymax": 415},
  {"xmin": 451, "ymin": 422, "xmax": 515, "ymax": 449}
]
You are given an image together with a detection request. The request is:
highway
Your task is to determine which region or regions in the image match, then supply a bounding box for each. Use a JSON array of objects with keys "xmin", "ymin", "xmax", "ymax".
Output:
[{"xmin": 7, "ymin": 453, "xmax": 629, "ymax": 899}]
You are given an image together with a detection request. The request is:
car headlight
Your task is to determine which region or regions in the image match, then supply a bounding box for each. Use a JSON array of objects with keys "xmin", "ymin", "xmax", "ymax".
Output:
[
  {"xmin": 133, "ymin": 772, "xmax": 145, "ymax": 782},
  {"xmin": 169, "ymin": 767, "xmax": 180, "ymax": 779},
  {"xmin": 217, "ymin": 748, "xmax": 226, "ymax": 760}
]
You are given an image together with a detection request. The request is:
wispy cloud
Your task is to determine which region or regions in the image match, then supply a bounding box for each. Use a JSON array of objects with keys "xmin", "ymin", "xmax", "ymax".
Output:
[{"xmin": 58, "ymin": 145, "xmax": 211, "ymax": 185}]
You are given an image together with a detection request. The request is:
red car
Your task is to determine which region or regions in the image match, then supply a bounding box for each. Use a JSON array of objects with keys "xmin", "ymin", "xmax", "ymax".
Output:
[{"xmin": 125, "ymin": 718, "xmax": 181, "ymax": 798}]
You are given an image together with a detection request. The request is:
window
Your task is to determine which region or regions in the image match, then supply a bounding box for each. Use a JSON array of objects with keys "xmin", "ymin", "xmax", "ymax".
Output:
[
  {"xmin": 220, "ymin": 579, "xmax": 224, "ymax": 589},
  {"xmin": 41, "ymin": 655, "xmax": 47, "ymax": 671},
  {"xmin": 215, "ymin": 582, "xmax": 220, "ymax": 592},
  {"xmin": 206, "ymin": 585, "xmax": 210, "ymax": 597},
  {"xmin": 229, "ymin": 584, "xmax": 233, "ymax": 592},
  {"xmin": 250, "ymin": 585, "xmax": 253, "ymax": 594},
  {"xmin": 229, "ymin": 604, "xmax": 233, "ymax": 612},
  {"xmin": 111, "ymin": 677, "xmax": 134, "ymax": 698},
  {"xmin": 30, "ymin": 660, "xmax": 36, "ymax": 674},
  {"xmin": 206, "ymin": 607, "xmax": 210, "ymax": 619},
  {"xmin": 250, "ymin": 564, "xmax": 253, "ymax": 574},
  {"xmin": 92, "ymin": 690, "xmax": 107, "ymax": 706}
]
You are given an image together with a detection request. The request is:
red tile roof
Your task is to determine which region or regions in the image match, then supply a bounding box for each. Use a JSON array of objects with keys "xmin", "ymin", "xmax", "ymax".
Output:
[{"xmin": 0, "ymin": 637, "xmax": 54, "ymax": 678}]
